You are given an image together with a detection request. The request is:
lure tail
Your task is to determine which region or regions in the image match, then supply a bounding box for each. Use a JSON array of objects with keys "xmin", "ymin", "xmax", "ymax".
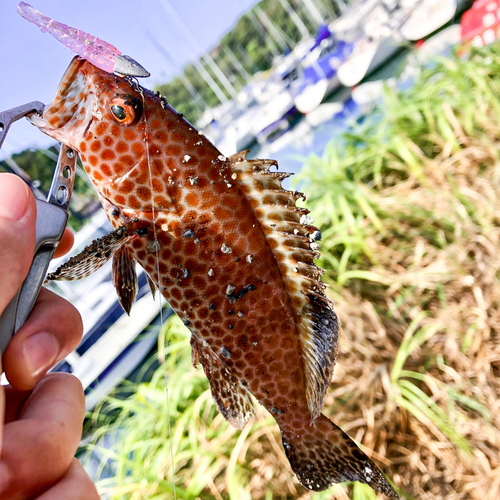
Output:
[{"xmin": 281, "ymin": 414, "xmax": 397, "ymax": 497}]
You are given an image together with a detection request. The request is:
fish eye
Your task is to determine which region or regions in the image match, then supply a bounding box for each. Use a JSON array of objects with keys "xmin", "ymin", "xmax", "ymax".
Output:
[{"xmin": 109, "ymin": 95, "xmax": 142, "ymax": 125}]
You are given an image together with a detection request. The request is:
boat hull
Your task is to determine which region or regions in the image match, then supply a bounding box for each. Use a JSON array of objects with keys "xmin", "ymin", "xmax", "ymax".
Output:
[
  {"xmin": 400, "ymin": 0, "xmax": 472, "ymax": 41},
  {"xmin": 337, "ymin": 36, "xmax": 403, "ymax": 88},
  {"xmin": 295, "ymin": 75, "xmax": 341, "ymax": 114}
]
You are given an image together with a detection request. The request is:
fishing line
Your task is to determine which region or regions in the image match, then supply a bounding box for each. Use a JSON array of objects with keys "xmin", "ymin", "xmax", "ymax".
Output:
[{"xmin": 135, "ymin": 80, "xmax": 177, "ymax": 500}]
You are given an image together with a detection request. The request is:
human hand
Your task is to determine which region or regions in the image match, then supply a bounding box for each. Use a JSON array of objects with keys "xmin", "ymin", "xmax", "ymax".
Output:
[{"xmin": 0, "ymin": 173, "xmax": 99, "ymax": 499}]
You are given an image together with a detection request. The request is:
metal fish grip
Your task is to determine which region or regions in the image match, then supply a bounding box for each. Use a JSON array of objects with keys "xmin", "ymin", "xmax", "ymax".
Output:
[{"xmin": 0, "ymin": 144, "xmax": 77, "ymax": 354}]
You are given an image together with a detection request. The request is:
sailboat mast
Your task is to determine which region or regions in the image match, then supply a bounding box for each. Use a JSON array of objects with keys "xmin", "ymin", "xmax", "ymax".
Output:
[
  {"xmin": 224, "ymin": 46, "xmax": 252, "ymax": 81},
  {"xmin": 144, "ymin": 29, "xmax": 209, "ymax": 110},
  {"xmin": 277, "ymin": 0, "xmax": 312, "ymax": 39},
  {"xmin": 158, "ymin": 0, "xmax": 239, "ymax": 101},
  {"xmin": 302, "ymin": 0, "xmax": 326, "ymax": 25}
]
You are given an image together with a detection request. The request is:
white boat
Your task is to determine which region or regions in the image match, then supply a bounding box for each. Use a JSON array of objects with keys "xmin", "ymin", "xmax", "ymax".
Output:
[
  {"xmin": 352, "ymin": 23, "xmax": 462, "ymax": 109},
  {"xmin": 249, "ymin": 57, "xmax": 302, "ymax": 144},
  {"xmin": 48, "ymin": 210, "xmax": 163, "ymax": 410},
  {"xmin": 351, "ymin": 77, "xmax": 397, "ymax": 106},
  {"xmin": 294, "ymin": 37, "xmax": 355, "ymax": 114},
  {"xmin": 337, "ymin": 0, "xmax": 421, "ymax": 88},
  {"xmin": 400, "ymin": 0, "xmax": 473, "ymax": 41},
  {"xmin": 214, "ymin": 89, "xmax": 261, "ymax": 154},
  {"xmin": 305, "ymin": 102, "xmax": 344, "ymax": 126},
  {"xmin": 206, "ymin": 55, "xmax": 302, "ymax": 152},
  {"xmin": 253, "ymin": 89, "xmax": 299, "ymax": 144},
  {"xmin": 337, "ymin": 34, "xmax": 404, "ymax": 87}
]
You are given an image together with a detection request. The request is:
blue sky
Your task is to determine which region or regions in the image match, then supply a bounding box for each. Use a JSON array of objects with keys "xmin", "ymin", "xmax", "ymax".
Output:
[{"xmin": 0, "ymin": 0, "xmax": 258, "ymax": 159}]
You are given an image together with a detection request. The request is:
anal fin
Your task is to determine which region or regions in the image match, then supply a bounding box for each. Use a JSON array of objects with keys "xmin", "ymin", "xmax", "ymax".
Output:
[{"xmin": 192, "ymin": 337, "xmax": 255, "ymax": 430}]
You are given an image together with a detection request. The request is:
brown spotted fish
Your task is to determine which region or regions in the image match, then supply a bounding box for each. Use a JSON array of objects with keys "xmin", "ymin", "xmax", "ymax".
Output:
[{"xmin": 31, "ymin": 57, "xmax": 396, "ymax": 497}]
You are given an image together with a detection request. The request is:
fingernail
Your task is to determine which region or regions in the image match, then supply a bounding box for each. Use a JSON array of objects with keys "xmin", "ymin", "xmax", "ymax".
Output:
[
  {"xmin": 23, "ymin": 332, "xmax": 60, "ymax": 377},
  {"xmin": 0, "ymin": 174, "xmax": 30, "ymax": 221}
]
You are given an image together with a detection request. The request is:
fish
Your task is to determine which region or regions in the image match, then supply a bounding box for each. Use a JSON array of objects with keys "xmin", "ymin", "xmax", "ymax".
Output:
[{"xmin": 30, "ymin": 56, "xmax": 397, "ymax": 497}]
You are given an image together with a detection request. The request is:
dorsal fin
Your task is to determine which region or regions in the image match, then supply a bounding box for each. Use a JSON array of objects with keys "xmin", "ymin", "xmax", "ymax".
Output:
[
  {"xmin": 192, "ymin": 336, "xmax": 255, "ymax": 430},
  {"xmin": 229, "ymin": 151, "xmax": 339, "ymax": 422},
  {"xmin": 46, "ymin": 225, "xmax": 132, "ymax": 282}
]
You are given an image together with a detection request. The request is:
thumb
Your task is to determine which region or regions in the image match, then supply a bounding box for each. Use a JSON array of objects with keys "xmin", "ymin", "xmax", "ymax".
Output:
[{"xmin": 0, "ymin": 173, "xmax": 37, "ymax": 316}]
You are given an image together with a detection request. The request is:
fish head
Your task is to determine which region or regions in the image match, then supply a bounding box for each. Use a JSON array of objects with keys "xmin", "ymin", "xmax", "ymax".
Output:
[
  {"xmin": 32, "ymin": 57, "xmax": 142, "ymax": 145},
  {"xmin": 30, "ymin": 56, "xmax": 179, "ymax": 213}
]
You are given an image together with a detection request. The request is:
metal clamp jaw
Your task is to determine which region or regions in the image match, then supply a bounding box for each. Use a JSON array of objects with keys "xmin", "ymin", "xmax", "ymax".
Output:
[
  {"xmin": 0, "ymin": 103, "xmax": 77, "ymax": 354},
  {"xmin": 0, "ymin": 200, "xmax": 68, "ymax": 353}
]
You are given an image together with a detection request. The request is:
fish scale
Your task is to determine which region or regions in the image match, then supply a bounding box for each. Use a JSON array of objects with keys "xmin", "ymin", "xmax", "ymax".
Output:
[{"xmin": 33, "ymin": 56, "xmax": 397, "ymax": 497}]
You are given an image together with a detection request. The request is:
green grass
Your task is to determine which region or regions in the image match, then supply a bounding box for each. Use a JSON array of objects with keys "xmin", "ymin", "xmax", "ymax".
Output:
[{"xmin": 84, "ymin": 43, "xmax": 500, "ymax": 499}]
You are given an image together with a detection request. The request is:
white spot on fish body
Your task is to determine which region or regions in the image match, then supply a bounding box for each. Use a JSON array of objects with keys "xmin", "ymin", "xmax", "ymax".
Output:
[
  {"xmin": 300, "ymin": 214, "xmax": 314, "ymax": 225},
  {"xmin": 221, "ymin": 244, "xmax": 232, "ymax": 254},
  {"xmin": 231, "ymin": 173, "xmax": 237, "ymax": 180},
  {"xmin": 218, "ymin": 155, "xmax": 226, "ymax": 162},
  {"xmin": 220, "ymin": 346, "xmax": 232, "ymax": 358},
  {"xmin": 161, "ymin": 223, "xmax": 168, "ymax": 232},
  {"xmin": 208, "ymin": 268, "xmax": 214, "ymax": 277},
  {"xmin": 364, "ymin": 467, "xmax": 373, "ymax": 482},
  {"xmin": 183, "ymin": 155, "xmax": 191, "ymax": 163},
  {"xmin": 225, "ymin": 284, "xmax": 236, "ymax": 296},
  {"xmin": 246, "ymin": 255, "xmax": 253, "ymax": 263}
]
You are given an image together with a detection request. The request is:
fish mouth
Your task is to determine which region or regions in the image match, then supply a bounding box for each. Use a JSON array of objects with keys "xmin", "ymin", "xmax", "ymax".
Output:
[{"xmin": 30, "ymin": 57, "xmax": 95, "ymax": 144}]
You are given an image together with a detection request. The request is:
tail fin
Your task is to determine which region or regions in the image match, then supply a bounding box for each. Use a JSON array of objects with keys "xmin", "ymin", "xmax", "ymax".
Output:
[{"xmin": 281, "ymin": 414, "xmax": 397, "ymax": 497}]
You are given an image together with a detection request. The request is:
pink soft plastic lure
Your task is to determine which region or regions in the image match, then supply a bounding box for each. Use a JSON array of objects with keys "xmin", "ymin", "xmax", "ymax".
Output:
[
  {"xmin": 17, "ymin": 2, "xmax": 149, "ymax": 77},
  {"xmin": 18, "ymin": 2, "xmax": 120, "ymax": 73}
]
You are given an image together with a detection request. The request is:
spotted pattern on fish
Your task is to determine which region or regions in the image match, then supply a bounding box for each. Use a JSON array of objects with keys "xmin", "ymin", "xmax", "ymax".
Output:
[{"xmin": 33, "ymin": 56, "xmax": 397, "ymax": 497}]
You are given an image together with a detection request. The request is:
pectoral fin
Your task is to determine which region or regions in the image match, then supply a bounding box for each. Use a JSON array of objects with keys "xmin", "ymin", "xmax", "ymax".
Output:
[
  {"xmin": 146, "ymin": 274, "xmax": 158, "ymax": 299},
  {"xmin": 112, "ymin": 245, "xmax": 138, "ymax": 315},
  {"xmin": 46, "ymin": 225, "xmax": 131, "ymax": 282}
]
